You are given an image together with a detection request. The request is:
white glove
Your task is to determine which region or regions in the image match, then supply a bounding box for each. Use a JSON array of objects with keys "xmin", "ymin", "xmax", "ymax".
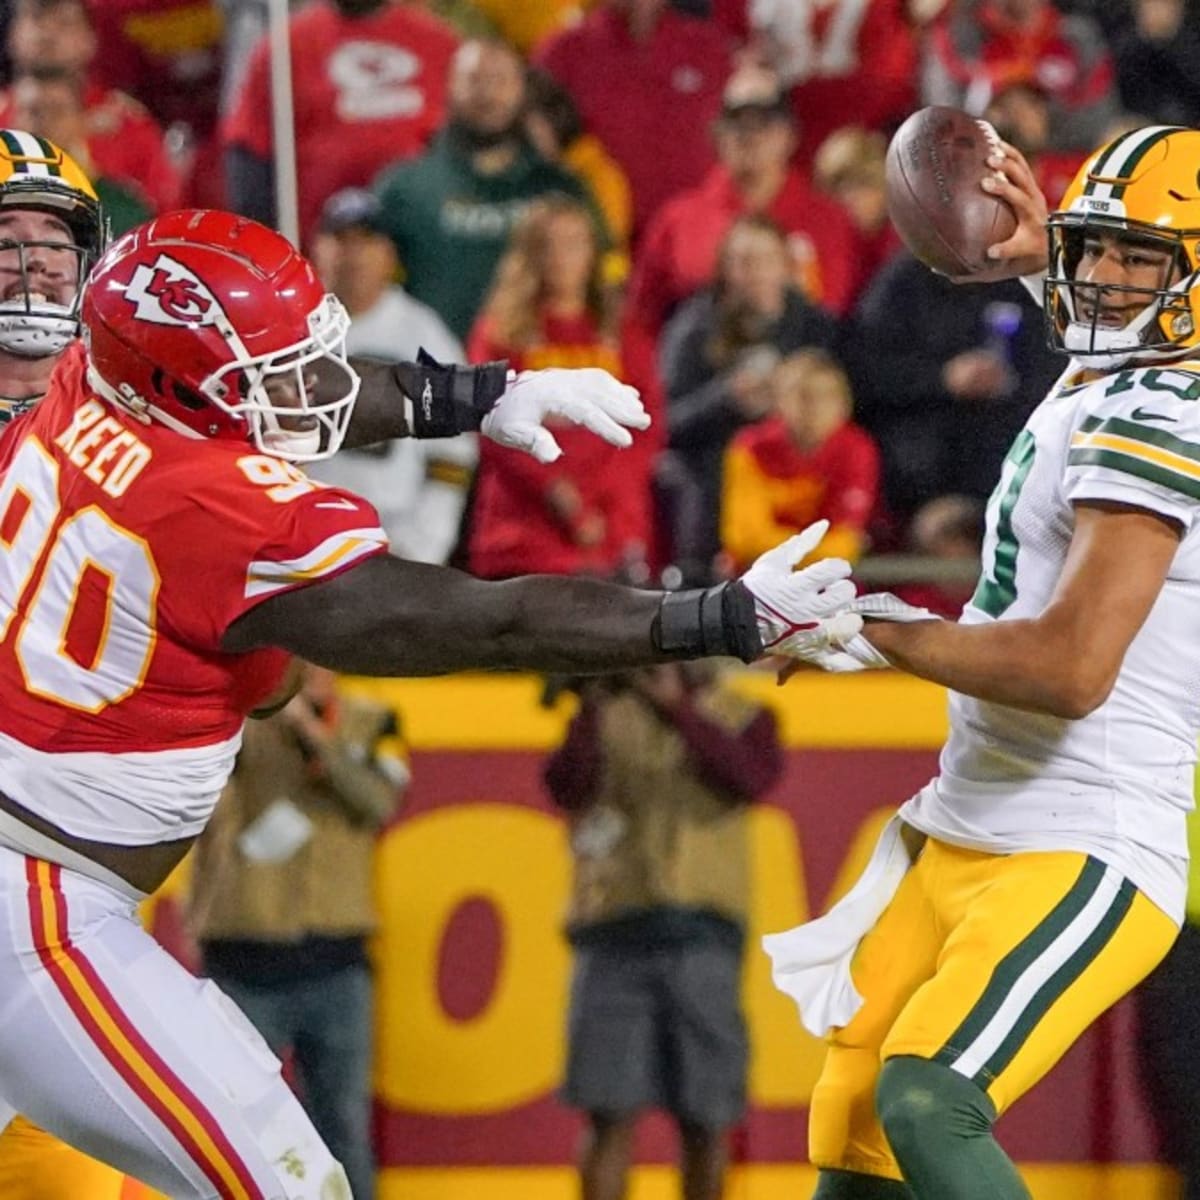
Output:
[
  {"xmin": 739, "ymin": 521, "xmax": 864, "ymax": 657},
  {"xmin": 805, "ymin": 592, "xmax": 941, "ymax": 673},
  {"xmin": 480, "ymin": 368, "xmax": 650, "ymax": 464}
]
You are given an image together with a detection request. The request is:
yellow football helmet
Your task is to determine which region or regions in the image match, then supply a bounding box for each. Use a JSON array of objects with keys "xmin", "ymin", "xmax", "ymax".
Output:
[
  {"xmin": 0, "ymin": 128, "xmax": 104, "ymax": 369},
  {"xmin": 1045, "ymin": 125, "xmax": 1200, "ymax": 368}
]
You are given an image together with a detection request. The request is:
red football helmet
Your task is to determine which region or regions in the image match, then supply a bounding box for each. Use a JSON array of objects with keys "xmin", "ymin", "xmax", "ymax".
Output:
[{"xmin": 81, "ymin": 209, "xmax": 359, "ymax": 461}]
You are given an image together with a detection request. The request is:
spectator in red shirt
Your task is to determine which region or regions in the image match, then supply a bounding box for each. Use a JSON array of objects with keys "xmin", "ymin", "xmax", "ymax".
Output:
[
  {"xmin": 86, "ymin": 0, "xmax": 225, "ymax": 208},
  {"xmin": 659, "ymin": 213, "xmax": 840, "ymax": 584},
  {"xmin": 7, "ymin": 65, "xmax": 152, "ymax": 234},
  {"xmin": 721, "ymin": 349, "xmax": 879, "ymax": 572},
  {"xmin": 467, "ymin": 195, "xmax": 653, "ymax": 581},
  {"xmin": 222, "ymin": 0, "xmax": 459, "ymax": 242},
  {"xmin": 1, "ymin": 0, "xmax": 181, "ymax": 213},
  {"xmin": 533, "ymin": 0, "xmax": 733, "ymax": 239},
  {"xmin": 812, "ymin": 126, "xmax": 903, "ymax": 308},
  {"xmin": 979, "ymin": 76, "xmax": 1088, "ymax": 208},
  {"xmin": 923, "ymin": 0, "xmax": 1120, "ymax": 152},
  {"xmin": 711, "ymin": 0, "xmax": 947, "ymax": 163},
  {"xmin": 625, "ymin": 66, "xmax": 861, "ymax": 353}
]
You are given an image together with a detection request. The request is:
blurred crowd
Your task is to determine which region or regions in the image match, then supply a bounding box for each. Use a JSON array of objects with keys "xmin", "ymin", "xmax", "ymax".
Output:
[{"xmin": 2, "ymin": 0, "xmax": 1196, "ymax": 609}]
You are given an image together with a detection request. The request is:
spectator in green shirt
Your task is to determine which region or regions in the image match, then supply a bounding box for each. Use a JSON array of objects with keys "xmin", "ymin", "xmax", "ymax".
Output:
[{"xmin": 373, "ymin": 37, "xmax": 603, "ymax": 340}]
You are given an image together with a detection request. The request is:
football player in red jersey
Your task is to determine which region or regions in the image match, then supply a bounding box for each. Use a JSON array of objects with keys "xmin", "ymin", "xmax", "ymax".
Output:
[
  {"xmin": 0, "ymin": 126, "xmax": 171, "ymax": 1200},
  {"xmin": 0, "ymin": 208, "xmax": 862, "ymax": 1196}
]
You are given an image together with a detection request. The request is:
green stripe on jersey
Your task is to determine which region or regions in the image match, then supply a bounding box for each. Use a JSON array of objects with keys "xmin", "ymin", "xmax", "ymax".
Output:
[
  {"xmin": 1078, "ymin": 414, "xmax": 1200, "ymax": 462},
  {"xmin": 1068, "ymin": 447, "xmax": 1200, "ymax": 501}
]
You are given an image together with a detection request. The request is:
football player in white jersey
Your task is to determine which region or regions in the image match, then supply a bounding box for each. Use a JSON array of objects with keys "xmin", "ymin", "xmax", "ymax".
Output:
[{"xmin": 766, "ymin": 125, "xmax": 1200, "ymax": 1199}]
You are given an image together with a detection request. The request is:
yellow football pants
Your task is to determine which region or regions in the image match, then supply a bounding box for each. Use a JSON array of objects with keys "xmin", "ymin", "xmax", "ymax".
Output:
[
  {"xmin": 0, "ymin": 1115, "xmax": 165, "ymax": 1198},
  {"xmin": 809, "ymin": 839, "xmax": 1178, "ymax": 1180}
]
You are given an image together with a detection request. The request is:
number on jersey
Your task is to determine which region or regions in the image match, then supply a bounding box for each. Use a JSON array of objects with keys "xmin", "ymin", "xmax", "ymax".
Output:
[{"xmin": 0, "ymin": 438, "xmax": 157, "ymax": 712}]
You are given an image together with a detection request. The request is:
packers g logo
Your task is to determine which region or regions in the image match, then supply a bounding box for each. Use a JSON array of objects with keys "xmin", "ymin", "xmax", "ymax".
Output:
[{"xmin": 123, "ymin": 254, "xmax": 224, "ymax": 327}]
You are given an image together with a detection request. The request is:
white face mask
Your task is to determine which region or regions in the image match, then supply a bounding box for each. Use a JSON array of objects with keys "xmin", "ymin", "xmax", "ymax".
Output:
[
  {"xmin": 0, "ymin": 304, "xmax": 77, "ymax": 357},
  {"xmin": 201, "ymin": 294, "xmax": 361, "ymax": 463}
]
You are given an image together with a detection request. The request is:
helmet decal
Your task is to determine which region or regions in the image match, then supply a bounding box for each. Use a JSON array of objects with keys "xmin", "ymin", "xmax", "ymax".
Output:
[
  {"xmin": 83, "ymin": 210, "xmax": 360, "ymax": 462},
  {"xmin": 124, "ymin": 255, "xmax": 223, "ymax": 327}
]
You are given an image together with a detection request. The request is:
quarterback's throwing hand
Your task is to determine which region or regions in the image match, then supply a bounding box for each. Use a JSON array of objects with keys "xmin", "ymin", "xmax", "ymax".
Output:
[
  {"xmin": 740, "ymin": 521, "xmax": 863, "ymax": 657},
  {"xmin": 481, "ymin": 368, "xmax": 650, "ymax": 464}
]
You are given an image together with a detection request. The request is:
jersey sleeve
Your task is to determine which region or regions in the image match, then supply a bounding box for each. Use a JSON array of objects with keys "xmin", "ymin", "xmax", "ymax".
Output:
[
  {"xmin": 167, "ymin": 472, "xmax": 389, "ymax": 650},
  {"xmin": 1064, "ymin": 365, "xmax": 1200, "ymax": 531}
]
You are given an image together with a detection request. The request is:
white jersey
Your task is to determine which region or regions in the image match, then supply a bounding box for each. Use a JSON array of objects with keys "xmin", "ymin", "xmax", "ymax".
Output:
[
  {"xmin": 307, "ymin": 288, "xmax": 478, "ymax": 565},
  {"xmin": 901, "ymin": 359, "xmax": 1200, "ymax": 922}
]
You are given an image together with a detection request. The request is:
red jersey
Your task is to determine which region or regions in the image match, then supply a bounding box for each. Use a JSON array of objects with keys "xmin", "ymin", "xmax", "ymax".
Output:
[
  {"xmin": 0, "ymin": 82, "xmax": 182, "ymax": 213},
  {"xmin": 712, "ymin": 0, "xmax": 934, "ymax": 162},
  {"xmin": 626, "ymin": 164, "xmax": 862, "ymax": 336},
  {"xmin": 222, "ymin": 2, "xmax": 460, "ymax": 241},
  {"xmin": 534, "ymin": 7, "xmax": 733, "ymax": 237},
  {"xmin": 86, "ymin": 0, "xmax": 224, "ymax": 137},
  {"xmin": 0, "ymin": 345, "xmax": 386, "ymax": 843},
  {"xmin": 721, "ymin": 418, "xmax": 880, "ymax": 571},
  {"xmin": 466, "ymin": 313, "xmax": 653, "ymax": 579}
]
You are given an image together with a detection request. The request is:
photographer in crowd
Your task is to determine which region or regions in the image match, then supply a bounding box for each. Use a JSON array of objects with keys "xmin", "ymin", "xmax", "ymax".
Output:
[
  {"xmin": 544, "ymin": 662, "xmax": 783, "ymax": 1200},
  {"xmin": 188, "ymin": 666, "xmax": 408, "ymax": 1200}
]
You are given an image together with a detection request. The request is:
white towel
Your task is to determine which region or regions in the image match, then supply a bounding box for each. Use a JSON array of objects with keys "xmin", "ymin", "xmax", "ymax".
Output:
[{"xmin": 762, "ymin": 815, "xmax": 915, "ymax": 1037}]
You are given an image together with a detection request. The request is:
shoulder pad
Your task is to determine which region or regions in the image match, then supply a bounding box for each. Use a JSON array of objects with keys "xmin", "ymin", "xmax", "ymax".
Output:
[{"xmin": 1068, "ymin": 363, "xmax": 1200, "ymax": 506}]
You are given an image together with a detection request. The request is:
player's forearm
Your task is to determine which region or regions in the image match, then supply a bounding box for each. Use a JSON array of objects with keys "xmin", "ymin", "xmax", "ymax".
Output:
[
  {"xmin": 864, "ymin": 617, "xmax": 1109, "ymax": 719},
  {"xmin": 343, "ymin": 355, "xmax": 510, "ymax": 450},
  {"xmin": 343, "ymin": 358, "xmax": 412, "ymax": 447},
  {"xmin": 298, "ymin": 567, "xmax": 671, "ymax": 676},
  {"xmin": 225, "ymin": 554, "xmax": 764, "ymax": 676}
]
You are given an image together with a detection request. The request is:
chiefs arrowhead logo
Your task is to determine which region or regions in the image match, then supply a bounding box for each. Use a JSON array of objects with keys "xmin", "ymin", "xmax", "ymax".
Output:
[{"xmin": 124, "ymin": 254, "xmax": 225, "ymax": 327}]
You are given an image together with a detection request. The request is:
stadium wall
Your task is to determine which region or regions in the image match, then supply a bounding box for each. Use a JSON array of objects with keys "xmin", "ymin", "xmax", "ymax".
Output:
[{"xmin": 148, "ymin": 672, "xmax": 1179, "ymax": 1200}]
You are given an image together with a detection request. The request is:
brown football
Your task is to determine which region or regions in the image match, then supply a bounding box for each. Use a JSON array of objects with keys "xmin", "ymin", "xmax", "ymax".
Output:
[{"xmin": 885, "ymin": 106, "xmax": 1018, "ymax": 279}]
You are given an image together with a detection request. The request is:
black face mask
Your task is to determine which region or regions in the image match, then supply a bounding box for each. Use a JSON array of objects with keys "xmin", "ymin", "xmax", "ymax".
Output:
[
  {"xmin": 330, "ymin": 0, "xmax": 387, "ymax": 16},
  {"xmin": 445, "ymin": 116, "xmax": 524, "ymax": 155}
]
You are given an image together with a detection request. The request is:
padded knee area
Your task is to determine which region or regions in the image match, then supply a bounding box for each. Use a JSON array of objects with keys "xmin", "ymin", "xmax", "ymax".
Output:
[{"xmin": 876, "ymin": 1056, "xmax": 994, "ymax": 1167}]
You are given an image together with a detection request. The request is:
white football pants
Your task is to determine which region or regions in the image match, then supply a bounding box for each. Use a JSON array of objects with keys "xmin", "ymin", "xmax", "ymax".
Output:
[{"xmin": 0, "ymin": 845, "xmax": 351, "ymax": 1199}]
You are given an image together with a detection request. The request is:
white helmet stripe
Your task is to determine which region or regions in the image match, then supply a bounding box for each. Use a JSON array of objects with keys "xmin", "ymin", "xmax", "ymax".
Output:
[
  {"xmin": 6, "ymin": 129, "xmax": 52, "ymax": 176},
  {"xmin": 1085, "ymin": 125, "xmax": 1180, "ymax": 201}
]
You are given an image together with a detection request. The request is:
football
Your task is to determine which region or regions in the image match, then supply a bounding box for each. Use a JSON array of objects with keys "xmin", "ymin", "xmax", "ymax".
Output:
[{"xmin": 885, "ymin": 106, "xmax": 1018, "ymax": 279}]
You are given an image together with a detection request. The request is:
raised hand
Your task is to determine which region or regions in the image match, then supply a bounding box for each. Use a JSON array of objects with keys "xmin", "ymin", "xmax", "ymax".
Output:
[
  {"xmin": 481, "ymin": 368, "xmax": 650, "ymax": 464},
  {"xmin": 739, "ymin": 520, "xmax": 864, "ymax": 657}
]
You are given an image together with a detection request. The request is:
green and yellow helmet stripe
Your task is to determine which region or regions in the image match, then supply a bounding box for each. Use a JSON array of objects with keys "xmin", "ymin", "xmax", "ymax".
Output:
[
  {"xmin": 0, "ymin": 128, "xmax": 104, "ymax": 257},
  {"xmin": 1082, "ymin": 125, "xmax": 1186, "ymax": 203}
]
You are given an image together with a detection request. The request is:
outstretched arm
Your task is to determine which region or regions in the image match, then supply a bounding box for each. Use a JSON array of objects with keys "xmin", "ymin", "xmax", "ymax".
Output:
[
  {"xmin": 224, "ymin": 555, "xmax": 671, "ymax": 675},
  {"xmin": 220, "ymin": 522, "xmax": 863, "ymax": 678},
  {"xmin": 863, "ymin": 503, "xmax": 1180, "ymax": 717}
]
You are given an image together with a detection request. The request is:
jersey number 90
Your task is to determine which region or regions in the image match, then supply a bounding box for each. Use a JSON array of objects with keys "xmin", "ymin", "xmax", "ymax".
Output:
[{"xmin": 0, "ymin": 438, "xmax": 158, "ymax": 712}]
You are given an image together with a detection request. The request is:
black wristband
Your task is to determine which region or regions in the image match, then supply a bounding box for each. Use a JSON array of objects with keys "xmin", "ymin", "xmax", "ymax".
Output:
[
  {"xmin": 651, "ymin": 581, "xmax": 763, "ymax": 664},
  {"xmin": 391, "ymin": 348, "xmax": 509, "ymax": 438}
]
